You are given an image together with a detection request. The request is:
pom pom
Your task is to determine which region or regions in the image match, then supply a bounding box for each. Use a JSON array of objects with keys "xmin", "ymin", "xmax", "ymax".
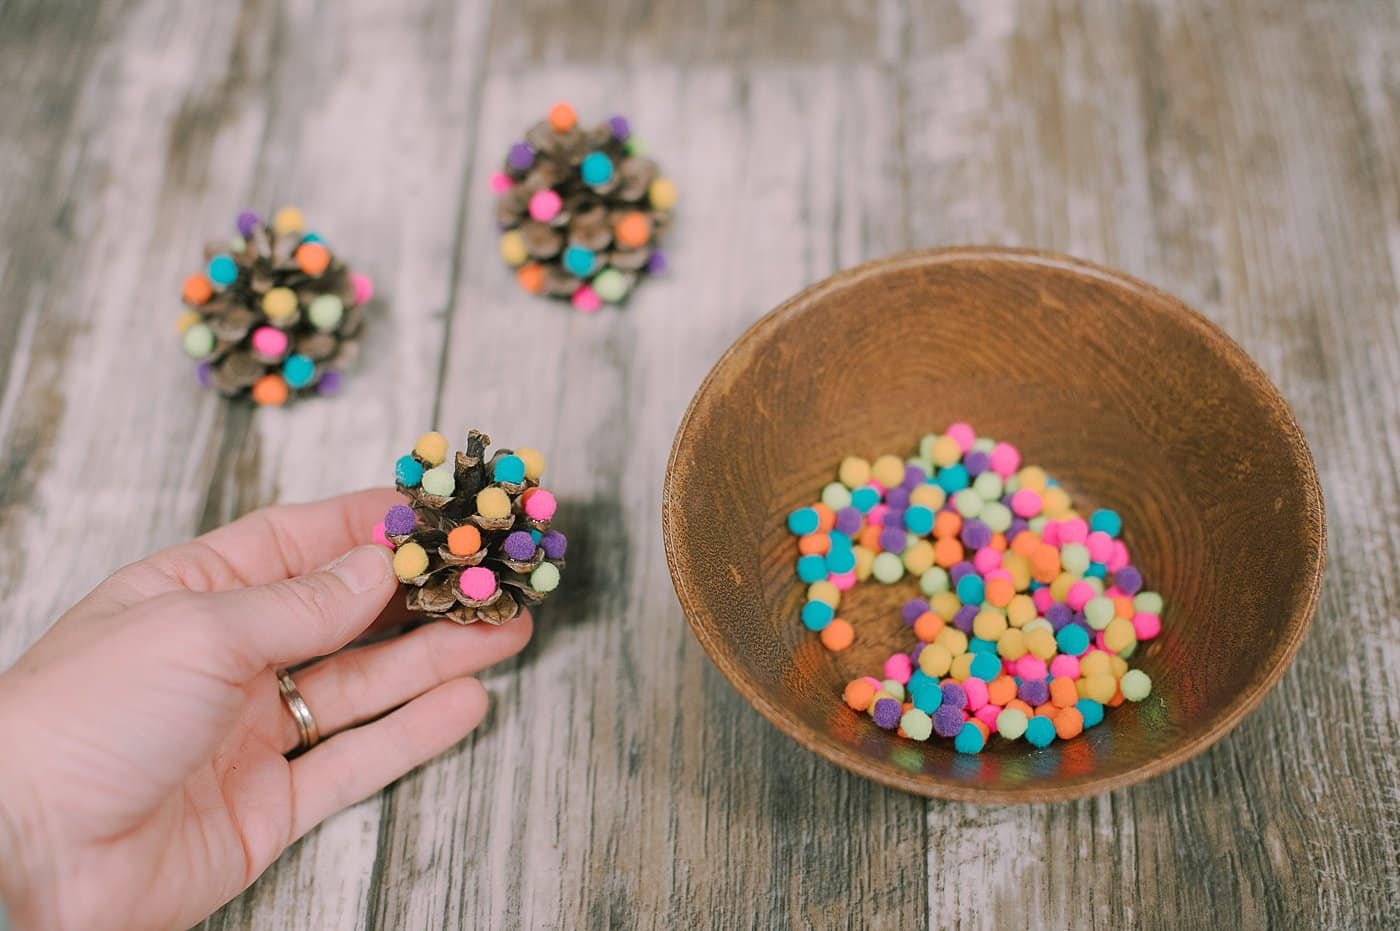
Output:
[
  {"xmin": 308, "ymin": 294, "xmax": 344, "ymax": 330},
  {"xmin": 384, "ymin": 504, "xmax": 416, "ymax": 536},
  {"xmin": 476, "ymin": 486, "xmax": 511, "ymax": 519},
  {"xmin": 493, "ymin": 455, "xmax": 526, "ymax": 484},
  {"xmin": 251, "ymin": 374, "xmax": 288, "ymax": 406},
  {"xmin": 523, "ymin": 488, "xmax": 557, "ymax": 521},
  {"xmin": 458, "ymin": 566, "xmax": 497, "ymax": 600},
  {"xmin": 447, "ymin": 525, "xmax": 481, "ymax": 556},
  {"xmin": 393, "ymin": 542, "xmax": 428, "ymax": 580},
  {"xmin": 395, "ymin": 455, "xmax": 424, "ymax": 487},
  {"xmin": 414, "ymin": 432, "xmax": 449, "ymax": 466},
  {"xmin": 421, "ymin": 464, "xmax": 455, "ymax": 497},
  {"xmin": 273, "ymin": 206, "xmax": 304, "ymax": 236},
  {"xmin": 515, "ymin": 447, "xmax": 546, "ymax": 480},
  {"xmin": 503, "ymin": 531, "xmax": 536, "ymax": 561},
  {"xmin": 540, "ymin": 530, "xmax": 568, "ymax": 559},
  {"xmin": 531, "ymin": 562, "xmax": 560, "ymax": 593}
]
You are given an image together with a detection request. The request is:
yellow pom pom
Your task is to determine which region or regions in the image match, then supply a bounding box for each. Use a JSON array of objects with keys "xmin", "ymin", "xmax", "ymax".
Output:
[
  {"xmin": 808, "ymin": 580, "xmax": 840, "ymax": 607},
  {"xmin": 499, "ymin": 230, "xmax": 527, "ymax": 267},
  {"xmin": 930, "ymin": 590, "xmax": 961, "ymax": 621},
  {"xmin": 177, "ymin": 310, "xmax": 201, "ymax": 334},
  {"xmin": 1016, "ymin": 466, "xmax": 1048, "ymax": 493},
  {"xmin": 414, "ymin": 432, "xmax": 449, "ymax": 466},
  {"xmin": 871, "ymin": 454, "xmax": 905, "ymax": 489},
  {"xmin": 1049, "ymin": 572, "xmax": 1076, "ymax": 602},
  {"xmin": 918, "ymin": 643, "xmax": 952, "ymax": 677},
  {"xmin": 902, "ymin": 540, "xmax": 934, "ymax": 575},
  {"xmin": 1104, "ymin": 616, "xmax": 1136, "ymax": 653},
  {"xmin": 515, "ymin": 447, "xmax": 546, "ymax": 481},
  {"xmin": 996, "ymin": 628, "xmax": 1027, "ymax": 660},
  {"xmin": 648, "ymin": 177, "xmax": 677, "ymax": 210},
  {"xmin": 1042, "ymin": 486, "xmax": 1072, "ymax": 519},
  {"xmin": 909, "ymin": 484, "xmax": 945, "ymax": 509},
  {"xmin": 476, "ymin": 486, "xmax": 511, "ymax": 520},
  {"xmin": 392, "ymin": 542, "xmax": 429, "ymax": 580},
  {"xmin": 934, "ymin": 626, "xmax": 968, "ymax": 656},
  {"xmin": 1082, "ymin": 674, "xmax": 1117, "ymax": 703},
  {"xmin": 1079, "ymin": 651, "xmax": 1112, "ymax": 679},
  {"xmin": 838, "ymin": 456, "xmax": 870, "ymax": 489},
  {"xmin": 853, "ymin": 545, "xmax": 875, "ymax": 580},
  {"xmin": 273, "ymin": 206, "xmax": 304, "ymax": 236},
  {"xmin": 1025, "ymin": 627, "xmax": 1057, "ymax": 660},
  {"xmin": 1006, "ymin": 593, "xmax": 1036, "ymax": 627},
  {"xmin": 263, "ymin": 287, "xmax": 298, "ymax": 320},
  {"xmin": 949, "ymin": 652, "xmax": 975, "ymax": 681},
  {"xmin": 931, "ymin": 436, "xmax": 962, "ymax": 467},
  {"xmin": 973, "ymin": 608, "xmax": 1007, "ymax": 641}
]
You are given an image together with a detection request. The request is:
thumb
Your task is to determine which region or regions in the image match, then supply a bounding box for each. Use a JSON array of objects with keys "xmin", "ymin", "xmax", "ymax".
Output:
[{"xmin": 203, "ymin": 544, "xmax": 397, "ymax": 672}]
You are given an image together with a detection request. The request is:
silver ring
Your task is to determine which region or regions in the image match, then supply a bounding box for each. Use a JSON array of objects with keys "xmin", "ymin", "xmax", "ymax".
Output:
[{"xmin": 276, "ymin": 669, "xmax": 320, "ymax": 753}]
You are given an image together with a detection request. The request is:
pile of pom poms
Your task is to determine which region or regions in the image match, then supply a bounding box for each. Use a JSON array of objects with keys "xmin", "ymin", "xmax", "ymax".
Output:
[
  {"xmin": 490, "ymin": 102, "xmax": 675, "ymax": 311},
  {"xmin": 786, "ymin": 424, "xmax": 1161, "ymax": 754}
]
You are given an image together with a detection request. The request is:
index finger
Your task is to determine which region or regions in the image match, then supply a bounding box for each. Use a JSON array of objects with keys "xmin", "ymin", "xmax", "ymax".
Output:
[{"xmin": 110, "ymin": 488, "xmax": 404, "ymax": 600}]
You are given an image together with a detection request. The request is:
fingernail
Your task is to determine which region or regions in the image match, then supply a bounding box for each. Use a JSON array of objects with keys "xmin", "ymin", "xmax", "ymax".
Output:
[{"xmin": 328, "ymin": 545, "xmax": 392, "ymax": 594}]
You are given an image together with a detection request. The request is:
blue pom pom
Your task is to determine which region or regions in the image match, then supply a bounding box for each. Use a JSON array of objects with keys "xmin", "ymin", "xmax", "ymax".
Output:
[
  {"xmin": 954, "ymin": 722, "xmax": 986, "ymax": 754},
  {"xmin": 956, "ymin": 574, "xmax": 985, "ymax": 605},
  {"xmin": 796, "ymin": 554, "xmax": 828, "ymax": 584},
  {"xmin": 969, "ymin": 652, "xmax": 1001, "ymax": 681},
  {"xmin": 1084, "ymin": 562, "xmax": 1107, "ymax": 579},
  {"xmin": 787, "ymin": 507, "xmax": 819, "ymax": 535},
  {"xmin": 1089, "ymin": 508, "xmax": 1122, "ymax": 537},
  {"xmin": 1024, "ymin": 716, "xmax": 1056, "ymax": 748},
  {"xmin": 850, "ymin": 486, "xmax": 880, "ymax": 513},
  {"xmin": 580, "ymin": 151, "xmax": 615, "ymax": 185},
  {"xmin": 563, "ymin": 245, "xmax": 596, "ymax": 277},
  {"xmin": 904, "ymin": 505, "xmax": 934, "ymax": 535},
  {"xmin": 825, "ymin": 548, "xmax": 856, "ymax": 574},
  {"xmin": 968, "ymin": 637, "xmax": 997, "ymax": 655},
  {"xmin": 800, "ymin": 600, "xmax": 833, "ymax": 631},
  {"xmin": 282, "ymin": 353, "xmax": 315, "ymax": 389},
  {"xmin": 207, "ymin": 254, "xmax": 239, "ymax": 287},
  {"xmin": 395, "ymin": 455, "xmax": 424, "ymax": 487},
  {"xmin": 1055, "ymin": 625, "xmax": 1090, "ymax": 656},
  {"xmin": 935, "ymin": 464, "xmax": 970, "ymax": 493},
  {"xmin": 493, "ymin": 454, "xmax": 526, "ymax": 484},
  {"xmin": 1076, "ymin": 698, "xmax": 1105, "ymax": 729}
]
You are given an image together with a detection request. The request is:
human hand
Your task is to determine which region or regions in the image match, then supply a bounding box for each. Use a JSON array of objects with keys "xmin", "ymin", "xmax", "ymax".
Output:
[{"xmin": 0, "ymin": 489, "xmax": 531, "ymax": 930}]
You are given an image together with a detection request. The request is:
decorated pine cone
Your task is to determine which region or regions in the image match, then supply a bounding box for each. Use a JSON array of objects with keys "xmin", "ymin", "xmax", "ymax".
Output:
[
  {"xmin": 491, "ymin": 101, "xmax": 676, "ymax": 311},
  {"xmin": 177, "ymin": 207, "xmax": 373, "ymax": 405},
  {"xmin": 376, "ymin": 430, "xmax": 565, "ymax": 625}
]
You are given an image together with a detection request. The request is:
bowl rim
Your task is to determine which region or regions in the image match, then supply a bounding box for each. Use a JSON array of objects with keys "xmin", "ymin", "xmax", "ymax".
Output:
[{"xmin": 662, "ymin": 245, "xmax": 1327, "ymax": 803}]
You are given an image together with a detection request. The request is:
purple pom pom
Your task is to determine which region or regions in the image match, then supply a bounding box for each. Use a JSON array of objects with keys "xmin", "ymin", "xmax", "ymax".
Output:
[
  {"xmin": 878, "ymin": 526, "xmax": 906, "ymax": 554},
  {"xmin": 933, "ymin": 705, "xmax": 965, "ymax": 738},
  {"xmin": 507, "ymin": 142, "xmax": 535, "ymax": 171},
  {"xmin": 903, "ymin": 464, "xmax": 926, "ymax": 489},
  {"xmin": 882, "ymin": 508, "xmax": 906, "ymax": 528},
  {"xmin": 1008, "ymin": 517, "xmax": 1030, "ymax": 538},
  {"xmin": 910, "ymin": 643, "xmax": 925, "ymax": 662},
  {"xmin": 902, "ymin": 598, "xmax": 930, "ymax": 624},
  {"xmin": 834, "ymin": 507, "xmax": 863, "ymax": 535},
  {"xmin": 236, "ymin": 210, "xmax": 260, "ymax": 237},
  {"xmin": 384, "ymin": 504, "xmax": 416, "ymax": 536},
  {"xmin": 608, "ymin": 115, "xmax": 631, "ymax": 139},
  {"xmin": 645, "ymin": 249, "xmax": 667, "ymax": 274},
  {"xmin": 949, "ymin": 561, "xmax": 975, "ymax": 585},
  {"xmin": 1018, "ymin": 678, "xmax": 1049, "ymax": 706},
  {"xmin": 964, "ymin": 450, "xmax": 990, "ymax": 476},
  {"xmin": 195, "ymin": 361, "xmax": 212, "ymax": 387},
  {"xmin": 503, "ymin": 531, "xmax": 536, "ymax": 561},
  {"xmin": 316, "ymin": 370, "xmax": 343, "ymax": 396},
  {"xmin": 1113, "ymin": 565, "xmax": 1142, "ymax": 595},
  {"xmin": 872, "ymin": 697, "xmax": 902, "ymax": 730},
  {"xmin": 960, "ymin": 519, "xmax": 992, "ymax": 550},
  {"xmin": 1046, "ymin": 603, "xmax": 1072, "ymax": 630},
  {"xmin": 941, "ymin": 681, "xmax": 967, "ymax": 710},
  {"xmin": 885, "ymin": 486, "xmax": 910, "ymax": 510},
  {"xmin": 953, "ymin": 604, "xmax": 978, "ymax": 633},
  {"xmin": 540, "ymin": 530, "xmax": 568, "ymax": 560}
]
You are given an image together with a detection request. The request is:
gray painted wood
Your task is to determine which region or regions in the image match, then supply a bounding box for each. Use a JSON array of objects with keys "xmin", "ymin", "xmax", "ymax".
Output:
[{"xmin": 0, "ymin": 1, "xmax": 1395, "ymax": 928}]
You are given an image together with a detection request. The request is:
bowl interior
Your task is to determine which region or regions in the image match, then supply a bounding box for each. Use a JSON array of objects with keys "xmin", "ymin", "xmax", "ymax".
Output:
[{"xmin": 663, "ymin": 247, "xmax": 1324, "ymax": 802}]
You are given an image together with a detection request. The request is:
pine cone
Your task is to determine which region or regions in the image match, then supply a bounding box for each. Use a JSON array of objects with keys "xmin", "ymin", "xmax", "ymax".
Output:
[
  {"xmin": 177, "ymin": 207, "xmax": 373, "ymax": 405},
  {"xmin": 491, "ymin": 103, "xmax": 676, "ymax": 312},
  {"xmin": 377, "ymin": 429, "xmax": 566, "ymax": 626}
]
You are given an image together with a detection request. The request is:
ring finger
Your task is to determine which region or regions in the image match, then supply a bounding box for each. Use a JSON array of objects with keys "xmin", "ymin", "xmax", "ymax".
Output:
[{"xmin": 263, "ymin": 612, "xmax": 533, "ymax": 753}]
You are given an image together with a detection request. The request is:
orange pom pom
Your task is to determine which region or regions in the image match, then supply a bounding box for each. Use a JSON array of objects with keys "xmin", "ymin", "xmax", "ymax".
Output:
[
  {"xmin": 182, "ymin": 274, "xmax": 213, "ymax": 305},
  {"xmin": 448, "ymin": 525, "xmax": 482, "ymax": 556},
  {"xmin": 1010, "ymin": 530, "xmax": 1041, "ymax": 557},
  {"xmin": 798, "ymin": 533, "xmax": 830, "ymax": 556},
  {"xmin": 614, "ymin": 211, "xmax": 652, "ymax": 249},
  {"xmin": 913, "ymin": 612, "xmax": 944, "ymax": 643},
  {"xmin": 296, "ymin": 242, "xmax": 330, "ymax": 276},
  {"xmin": 548, "ymin": 102, "xmax": 577, "ymax": 132},
  {"xmin": 933, "ymin": 510, "xmax": 962, "ymax": 540},
  {"xmin": 933, "ymin": 537, "xmax": 963, "ymax": 568},
  {"xmin": 251, "ymin": 374, "xmax": 289, "ymax": 406},
  {"xmin": 812, "ymin": 503, "xmax": 836, "ymax": 531},
  {"xmin": 820, "ymin": 619, "xmax": 854, "ymax": 652},
  {"xmin": 1053, "ymin": 707, "xmax": 1085, "ymax": 739},
  {"xmin": 843, "ymin": 678, "xmax": 876, "ymax": 711},
  {"xmin": 987, "ymin": 675, "xmax": 1017, "ymax": 706},
  {"xmin": 517, "ymin": 263, "xmax": 546, "ymax": 294}
]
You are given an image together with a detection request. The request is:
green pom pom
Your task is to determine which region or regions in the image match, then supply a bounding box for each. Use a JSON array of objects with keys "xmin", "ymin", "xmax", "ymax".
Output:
[
  {"xmin": 421, "ymin": 464, "xmax": 455, "ymax": 497},
  {"xmin": 531, "ymin": 562, "xmax": 560, "ymax": 593},
  {"xmin": 183, "ymin": 323, "xmax": 215, "ymax": 359},
  {"xmin": 592, "ymin": 268, "xmax": 629, "ymax": 303}
]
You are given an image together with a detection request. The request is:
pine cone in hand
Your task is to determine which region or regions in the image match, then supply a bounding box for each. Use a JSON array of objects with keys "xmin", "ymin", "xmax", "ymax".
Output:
[
  {"xmin": 376, "ymin": 429, "xmax": 566, "ymax": 625},
  {"xmin": 491, "ymin": 102, "xmax": 676, "ymax": 312},
  {"xmin": 177, "ymin": 207, "xmax": 373, "ymax": 404}
]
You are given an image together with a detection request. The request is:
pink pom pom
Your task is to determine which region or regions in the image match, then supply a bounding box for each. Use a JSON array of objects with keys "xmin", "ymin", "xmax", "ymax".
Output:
[
  {"xmin": 1010, "ymin": 489, "xmax": 1042, "ymax": 518},
  {"xmin": 571, "ymin": 285, "xmax": 601, "ymax": 312},
  {"xmin": 984, "ymin": 568, "xmax": 1012, "ymax": 584},
  {"xmin": 883, "ymin": 652, "xmax": 913, "ymax": 684},
  {"xmin": 458, "ymin": 566, "xmax": 498, "ymax": 601},
  {"xmin": 1086, "ymin": 531, "xmax": 1114, "ymax": 562},
  {"xmin": 1031, "ymin": 588, "xmax": 1053, "ymax": 613},
  {"xmin": 1041, "ymin": 520, "xmax": 1060, "ymax": 546},
  {"xmin": 866, "ymin": 503, "xmax": 889, "ymax": 527},
  {"xmin": 1066, "ymin": 581, "xmax": 1095, "ymax": 611},
  {"xmin": 1107, "ymin": 540, "xmax": 1131, "ymax": 572},
  {"xmin": 972, "ymin": 548, "xmax": 1001, "ymax": 574},
  {"xmin": 963, "ymin": 677, "xmax": 989, "ymax": 711},
  {"xmin": 350, "ymin": 272, "xmax": 374, "ymax": 305},
  {"xmin": 830, "ymin": 570, "xmax": 857, "ymax": 591},
  {"xmin": 1015, "ymin": 655, "xmax": 1048, "ymax": 680},
  {"xmin": 524, "ymin": 488, "xmax": 557, "ymax": 521},
  {"xmin": 945, "ymin": 422, "xmax": 976, "ymax": 452},
  {"xmin": 1049, "ymin": 654, "xmax": 1080, "ymax": 679},
  {"xmin": 1058, "ymin": 518, "xmax": 1088, "ymax": 544},
  {"xmin": 529, "ymin": 189, "xmax": 563, "ymax": 222},
  {"xmin": 488, "ymin": 171, "xmax": 514, "ymax": 194},
  {"xmin": 1132, "ymin": 612, "xmax": 1162, "ymax": 640},
  {"xmin": 975, "ymin": 704, "xmax": 1002, "ymax": 728},
  {"xmin": 251, "ymin": 326, "xmax": 288, "ymax": 358},
  {"xmin": 372, "ymin": 521, "xmax": 394, "ymax": 549},
  {"xmin": 988, "ymin": 442, "xmax": 1020, "ymax": 478}
]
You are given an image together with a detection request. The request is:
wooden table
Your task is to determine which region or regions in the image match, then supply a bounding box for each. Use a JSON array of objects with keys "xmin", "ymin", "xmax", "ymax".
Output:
[{"xmin": 2, "ymin": 1, "xmax": 1397, "ymax": 928}]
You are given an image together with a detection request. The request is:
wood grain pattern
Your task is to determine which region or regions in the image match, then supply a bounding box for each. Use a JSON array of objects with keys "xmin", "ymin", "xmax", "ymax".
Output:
[{"xmin": 0, "ymin": 0, "xmax": 1395, "ymax": 929}]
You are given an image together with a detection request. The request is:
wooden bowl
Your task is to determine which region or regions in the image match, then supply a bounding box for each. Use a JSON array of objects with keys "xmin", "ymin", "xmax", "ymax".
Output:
[{"xmin": 662, "ymin": 247, "xmax": 1325, "ymax": 803}]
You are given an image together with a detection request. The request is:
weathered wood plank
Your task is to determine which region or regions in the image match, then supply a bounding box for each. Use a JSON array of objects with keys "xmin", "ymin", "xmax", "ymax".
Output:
[{"xmin": 905, "ymin": 2, "xmax": 1400, "ymax": 929}]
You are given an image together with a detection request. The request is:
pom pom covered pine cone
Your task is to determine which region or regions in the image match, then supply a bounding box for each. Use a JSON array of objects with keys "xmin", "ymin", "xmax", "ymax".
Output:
[
  {"xmin": 377, "ymin": 429, "xmax": 566, "ymax": 626},
  {"xmin": 177, "ymin": 207, "xmax": 373, "ymax": 405},
  {"xmin": 491, "ymin": 102, "xmax": 676, "ymax": 311}
]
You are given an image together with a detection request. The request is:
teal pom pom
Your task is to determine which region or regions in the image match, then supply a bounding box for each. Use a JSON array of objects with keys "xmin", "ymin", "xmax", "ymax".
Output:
[
  {"xmin": 207, "ymin": 254, "xmax": 239, "ymax": 287},
  {"xmin": 282, "ymin": 354, "xmax": 316, "ymax": 389},
  {"xmin": 493, "ymin": 454, "xmax": 526, "ymax": 484},
  {"xmin": 395, "ymin": 455, "xmax": 424, "ymax": 487},
  {"xmin": 580, "ymin": 152, "xmax": 614, "ymax": 185}
]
